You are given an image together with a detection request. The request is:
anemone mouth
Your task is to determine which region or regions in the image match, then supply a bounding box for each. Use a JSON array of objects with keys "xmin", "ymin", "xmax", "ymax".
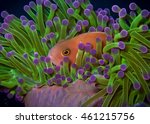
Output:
[{"xmin": 0, "ymin": 0, "xmax": 150, "ymax": 107}]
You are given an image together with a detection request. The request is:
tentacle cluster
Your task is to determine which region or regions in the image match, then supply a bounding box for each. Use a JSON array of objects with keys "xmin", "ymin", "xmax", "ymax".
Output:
[{"xmin": 0, "ymin": 0, "xmax": 150, "ymax": 106}]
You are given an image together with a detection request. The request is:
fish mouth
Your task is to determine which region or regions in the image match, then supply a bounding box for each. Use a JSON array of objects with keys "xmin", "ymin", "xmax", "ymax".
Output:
[{"xmin": 49, "ymin": 54, "xmax": 62, "ymax": 66}]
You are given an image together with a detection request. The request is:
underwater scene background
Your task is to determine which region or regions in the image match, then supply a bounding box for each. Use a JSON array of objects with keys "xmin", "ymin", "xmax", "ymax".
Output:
[{"xmin": 0, "ymin": 0, "xmax": 150, "ymax": 107}]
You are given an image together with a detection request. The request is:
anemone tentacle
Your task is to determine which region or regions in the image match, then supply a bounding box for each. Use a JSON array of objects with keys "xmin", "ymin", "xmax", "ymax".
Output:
[{"xmin": 0, "ymin": 0, "xmax": 149, "ymax": 106}]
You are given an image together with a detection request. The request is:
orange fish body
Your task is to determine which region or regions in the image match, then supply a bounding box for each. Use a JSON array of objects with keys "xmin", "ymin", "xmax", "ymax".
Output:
[{"xmin": 48, "ymin": 32, "xmax": 106, "ymax": 66}]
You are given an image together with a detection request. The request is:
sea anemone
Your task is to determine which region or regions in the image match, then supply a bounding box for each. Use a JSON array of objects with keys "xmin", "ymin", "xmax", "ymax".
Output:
[{"xmin": 0, "ymin": 0, "xmax": 150, "ymax": 107}]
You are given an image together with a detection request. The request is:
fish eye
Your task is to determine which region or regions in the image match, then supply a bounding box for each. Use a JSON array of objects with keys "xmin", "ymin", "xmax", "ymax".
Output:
[{"xmin": 61, "ymin": 49, "xmax": 71, "ymax": 56}]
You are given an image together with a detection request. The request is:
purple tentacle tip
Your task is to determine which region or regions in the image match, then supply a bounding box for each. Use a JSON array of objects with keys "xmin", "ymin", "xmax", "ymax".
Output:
[
  {"xmin": 29, "ymin": 1, "xmax": 36, "ymax": 8},
  {"xmin": 36, "ymin": 0, "xmax": 43, "ymax": 5},
  {"xmin": 140, "ymin": 46, "xmax": 148, "ymax": 53},
  {"xmin": 20, "ymin": 15, "xmax": 27, "ymax": 21},
  {"xmin": 106, "ymin": 35, "xmax": 113, "ymax": 41},
  {"xmin": 5, "ymin": 33, "xmax": 13, "ymax": 40},
  {"xmin": 104, "ymin": 74, "xmax": 110, "ymax": 79},
  {"xmin": 90, "ymin": 49, "xmax": 97, "ymax": 56},
  {"xmin": 1, "ymin": 11, "xmax": 9, "ymax": 18},
  {"xmin": 141, "ymin": 25, "xmax": 149, "ymax": 32},
  {"xmin": 112, "ymin": 5, "xmax": 120, "ymax": 13},
  {"xmin": 82, "ymin": 20, "xmax": 89, "ymax": 27},
  {"xmin": 73, "ymin": 1, "xmax": 80, "ymax": 8},
  {"xmin": 111, "ymin": 48, "xmax": 119, "ymax": 54},
  {"xmin": 24, "ymin": 5, "xmax": 30, "ymax": 12},
  {"xmin": 55, "ymin": 66, "xmax": 60, "ymax": 72},
  {"xmin": 63, "ymin": 56, "xmax": 69, "ymax": 63},
  {"xmin": 129, "ymin": 3, "xmax": 137, "ymax": 10},
  {"xmin": 90, "ymin": 75, "xmax": 96, "ymax": 82},
  {"xmin": 44, "ymin": 0, "xmax": 51, "ymax": 7},
  {"xmin": 33, "ymin": 58, "xmax": 39, "ymax": 65},
  {"xmin": 90, "ymin": 57, "xmax": 97, "ymax": 64},
  {"xmin": 62, "ymin": 19, "xmax": 69, "ymax": 26},
  {"xmin": 104, "ymin": 27, "xmax": 111, "ymax": 34},
  {"xmin": 84, "ymin": 63, "xmax": 91, "ymax": 70},
  {"xmin": 51, "ymin": 4, "xmax": 57, "ymax": 11},
  {"xmin": 23, "ymin": 53, "xmax": 28, "ymax": 59},
  {"xmin": 120, "ymin": 64, "xmax": 127, "ymax": 71},
  {"xmin": 98, "ymin": 14, "xmax": 103, "ymax": 22},
  {"xmin": 107, "ymin": 86, "xmax": 113, "ymax": 94},
  {"xmin": 118, "ymin": 71, "xmax": 125, "ymax": 78},
  {"xmin": 118, "ymin": 41, "xmax": 125, "ymax": 50},
  {"xmin": 34, "ymin": 52, "xmax": 39, "ymax": 57},
  {"xmin": 78, "ymin": 69, "xmax": 85, "ymax": 75},
  {"xmin": 46, "ymin": 20, "xmax": 53, "ymax": 27},
  {"xmin": 47, "ymin": 32, "xmax": 55, "ymax": 39},
  {"xmin": 77, "ymin": 20, "xmax": 82, "ymax": 26},
  {"xmin": 141, "ymin": 9, "xmax": 149, "ymax": 18},
  {"xmin": 71, "ymin": 63, "xmax": 77, "ymax": 68},
  {"xmin": 0, "ymin": 45, "xmax": 3, "ymax": 51},
  {"xmin": 96, "ymin": 37, "xmax": 101, "ymax": 42},
  {"xmin": 97, "ymin": 25, "xmax": 103, "ymax": 31},
  {"xmin": 113, "ymin": 23, "xmax": 120, "ymax": 30},
  {"xmin": 119, "ymin": 8, "xmax": 127, "ymax": 18},
  {"xmin": 89, "ymin": 26, "xmax": 96, "ymax": 32},
  {"xmin": 120, "ymin": 30, "xmax": 128, "ymax": 37},
  {"xmin": 102, "ymin": 15, "xmax": 109, "ymax": 22},
  {"xmin": 67, "ymin": 8, "xmax": 74, "ymax": 15},
  {"xmin": 18, "ymin": 78, "xmax": 24, "ymax": 84},
  {"xmin": 30, "ymin": 25, "xmax": 36, "ymax": 31},
  {"xmin": 47, "ymin": 68, "xmax": 54, "ymax": 74},
  {"xmin": 41, "ymin": 38, "xmax": 47, "ymax": 43},
  {"xmin": 102, "ymin": 53, "xmax": 110, "ymax": 60},
  {"xmin": 84, "ymin": 9, "xmax": 91, "ymax": 16},
  {"xmin": 109, "ymin": 56, "xmax": 114, "ymax": 63},
  {"xmin": 143, "ymin": 73, "xmax": 150, "ymax": 80},
  {"xmin": 76, "ymin": 24, "xmax": 82, "ymax": 32},
  {"xmin": 2, "ymin": 23, "xmax": 9, "ymax": 29},
  {"xmin": 99, "ymin": 59, "xmax": 105, "ymax": 65},
  {"xmin": 7, "ymin": 93, "xmax": 14, "ymax": 99},
  {"xmin": 6, "ymin": 51, "xmax": 15, "ymax": 58},
  {"xmin": 40, "ymin": 56, "xmax": 45, "ymax": 62},
  {"xmin": 87, "ymin": 4, "xmax": 93, "ymax": 10},
  {"xmin": 67, "ymin": 77, "xmax": 72, "ymax": 83},
  {"xmin": 45, "ymin": 57, "xmax": 51, "ymax": 63},
  {"xmin": 133, "ymin": 82, "xmax": 141, "ymax": 90},
  {"xmin": 78, "ymin": 42, "xmax": 85, "ymax": 50}
]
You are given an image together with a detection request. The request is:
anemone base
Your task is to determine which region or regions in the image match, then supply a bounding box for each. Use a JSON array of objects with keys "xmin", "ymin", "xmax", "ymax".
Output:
[{"xmin": 24, "ymin": 80, "xmax": 99, "ymax": 107}]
